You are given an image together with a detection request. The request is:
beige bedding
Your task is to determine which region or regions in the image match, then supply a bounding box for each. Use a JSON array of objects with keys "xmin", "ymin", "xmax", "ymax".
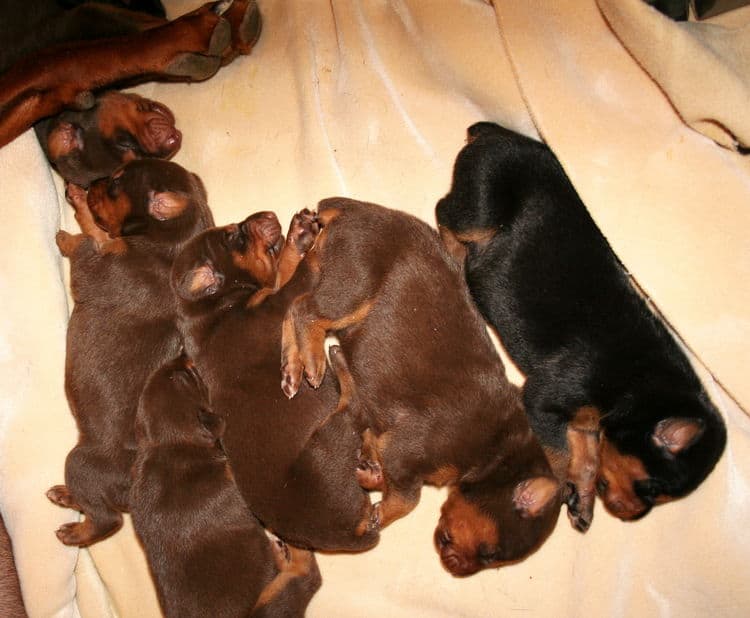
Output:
[{"xmin": 1, "ymin": 0, "xmax": 748, "ymax": 616}]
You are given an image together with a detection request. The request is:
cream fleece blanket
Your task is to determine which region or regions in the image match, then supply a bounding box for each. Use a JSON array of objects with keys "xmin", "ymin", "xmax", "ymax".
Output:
[{"xmin": 1, "ymin": 0, "xmax": 748, "ymax": 616}]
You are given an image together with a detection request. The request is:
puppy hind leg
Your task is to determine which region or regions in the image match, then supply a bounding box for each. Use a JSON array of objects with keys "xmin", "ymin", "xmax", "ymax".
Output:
[
  {"xmin": 54, "ymin": 445, "xmax": 127, "ymax": 546},
  {"xmin": 252, "ymin": 541, "xmax": 321, "ymax": 617}
]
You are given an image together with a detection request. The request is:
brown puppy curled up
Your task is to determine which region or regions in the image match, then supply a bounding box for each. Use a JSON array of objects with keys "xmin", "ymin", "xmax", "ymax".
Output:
[
  {"xmin": 281, "ymin": 197, "xmax": 561, "ymax": 576},
  {"xmin": 130, "ymin": 355, "xmax": 320, "ymax": 618},
  {"xmin": 172, "ymin": 210, "xmax": 379, "ymax": 552},
  {"xmin": 35, "ymin": 90, "xmax": 183, "ymax": 188},
  {"xmin": 46, "ymin": 159, "xmax": 213, "ymax": 546}
]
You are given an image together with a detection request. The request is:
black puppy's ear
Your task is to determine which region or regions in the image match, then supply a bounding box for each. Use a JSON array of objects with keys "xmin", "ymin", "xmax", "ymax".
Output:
[
  {"xmin": 652, "ymin": 417, "xmax": 705, "ymax": 455},
  {"xmin": 198, "ymin": 408, "xmax": 225, "ymax": 441},
  {"xmin": 175, "ymin": 263, "xmax": 224, "ymax": 301},
  {"xmin": 512, "ymin": 477, "xmax": 559, "ymax": 518},
  {"xmin": 148, "ymin": 190, "xmax": 190, "ymax": 220}
]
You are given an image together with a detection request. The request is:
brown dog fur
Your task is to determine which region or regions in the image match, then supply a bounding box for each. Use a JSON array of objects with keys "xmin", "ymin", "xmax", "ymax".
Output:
[
  {"xmin": 46, "ymin": 159, "xmax": 213, "ymax": 547},
  {"xmin": 0, "ymin": 514, "xmax": 27, "ymax": 618},
  {"xmin": 281, "ymin": 197, "xmax": 561, "ymax": 576},
  {"xmin": 130, "ymin": 355, "xmax": 320, "ymax": 617},
  {"xmin": 172, "ymin": 210, "xmax": 379, "ymax": 552}
]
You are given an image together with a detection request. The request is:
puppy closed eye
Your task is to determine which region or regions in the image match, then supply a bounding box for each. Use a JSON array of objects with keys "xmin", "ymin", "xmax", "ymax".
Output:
[{"xmin": 476, "ymin": 543, "xmax": 497, "ymax": 565}]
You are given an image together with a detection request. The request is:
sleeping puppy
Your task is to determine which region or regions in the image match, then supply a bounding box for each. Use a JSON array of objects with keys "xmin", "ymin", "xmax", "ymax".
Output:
[
  {"xmin": 47, "ymin": 159, "xmax": 214, "ymax": 546},
  {"xmin": 435, "ymin": 122, "xmax": 727, "ymax": 530},
  {"xmin": 35, "ymin": 91, "xmax": 182, "ymax": 187},
  {"xmin": 280, "ymin": 197, "xmax": 560, "ymax": 576},
  {"xmin": 131, "ymin": 355, "xmax": 320, "ymax": 618},
  {"xmin": 171, "ymin": 210, "xmax": 379, "ymax": 552}
]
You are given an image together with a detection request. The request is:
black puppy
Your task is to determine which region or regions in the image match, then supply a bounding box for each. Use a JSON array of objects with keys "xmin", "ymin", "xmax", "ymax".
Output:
[{"xmin": 436, "ymin": 122, "xmax": 727, "ymax": 530}]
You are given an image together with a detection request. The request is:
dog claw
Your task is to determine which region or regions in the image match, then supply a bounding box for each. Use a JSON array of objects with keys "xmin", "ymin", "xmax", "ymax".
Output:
[
  {"xmin": 356, "ymin": 460, "xmax": 384, "ymax": 491},
  {"xmin": 288, "ymin": 209, "xmax": 321, "ymax": 256},
  {"xmin": 565, "ymin": 482, "xmax": 594, "ymax": 533},
  {"xmin": 213, "ymin": 0, "xmax": 234, "ymax": 16},
  {"xmin": 281, "ymin": 363, "xmax": 301, "ymax": 399},
  {"xmin": 47, "ymin": 485, "xmax": 81, "ymax": 510}
]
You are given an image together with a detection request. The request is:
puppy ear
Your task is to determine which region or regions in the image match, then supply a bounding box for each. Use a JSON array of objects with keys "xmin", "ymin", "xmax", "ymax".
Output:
[
  {"xmin": 175, "ymin": 263, "xmax": 224, "ymax": 301},
  {"xmin": 652, "ymin": 417, "xmax": 705, "ymax": 455},
  {"xmin": 512, "ymin": 477, "xmax": 559, "ymax": 518},
  {"xmin": 198, "ymin": 408, "xmax": 225, "ymax": 441},
  {"xmin": 148, "ymin": 190, "xmax": 189, "ymax": 221}
]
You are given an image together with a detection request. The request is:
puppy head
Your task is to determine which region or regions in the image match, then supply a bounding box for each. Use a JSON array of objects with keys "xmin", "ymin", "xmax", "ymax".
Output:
[
  {"xmin": 37, "ymin": 91, "xmax": 181, "ymax": 187},
  {"xmin": 172, "ymin": 212, "xmax": 285, "ymax": 305},
  {"xmin": 597, "ymin": 393, "xmax": 727, "ymax": 520},
  {"xmin": 435, "ymin": 122, "xmax": 556, "ymax": 266},
  {"xmin": 434, "ymin": 475, "xmax": 560, "ymax": 576},
  {"xmin": 135, "ymin": 354, "xmax": 224, "ymax": 448},
  {"xmin": 84, "ymin": 158, "xmax": 211, "ymax": 243}
]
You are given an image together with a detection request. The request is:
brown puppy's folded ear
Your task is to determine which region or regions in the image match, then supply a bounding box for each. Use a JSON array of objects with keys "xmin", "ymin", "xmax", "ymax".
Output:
[
  {"xmin": 148, "ymin": 190, "xmax": 189, "ymax": 220},
  {"xmin": 175, "ymin": 263, "xmax": 224, "ymax": 301},
  {"xmin": 652, "ymin": 417, "xmax": 705, "ymax": 455},
  {"xmin": 512, "ymin": 477, "xmax": 559, "ymax": 518}
]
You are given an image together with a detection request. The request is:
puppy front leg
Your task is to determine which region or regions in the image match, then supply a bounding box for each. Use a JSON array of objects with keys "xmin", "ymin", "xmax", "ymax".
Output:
[
  {"xmin": 565, "ymin": 407, "xmax": 601, "ymax": 533},
  {"xmin": 65, "ymin": 182, "xmax": 126, "ymax": 255},
  {"xmin": 281, "ymin": 294, "xmax": 375, "ymax": 397}
]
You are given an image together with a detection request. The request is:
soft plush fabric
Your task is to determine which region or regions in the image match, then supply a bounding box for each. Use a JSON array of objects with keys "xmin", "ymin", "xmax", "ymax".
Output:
[{"xmin": 1, "ymin": 1, "xmax": 748, "ymax": 616}]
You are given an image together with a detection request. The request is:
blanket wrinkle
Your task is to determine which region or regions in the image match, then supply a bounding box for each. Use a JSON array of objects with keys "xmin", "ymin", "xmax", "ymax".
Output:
[{"xmin": 597, "ymin": 0, "xmax": 750, "ymax": 150}]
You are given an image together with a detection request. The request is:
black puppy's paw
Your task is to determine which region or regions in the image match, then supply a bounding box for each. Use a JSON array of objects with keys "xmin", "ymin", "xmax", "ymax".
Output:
[{"xmin": 565, "ymin": 481, "xmax": 594, "ymax": 533}]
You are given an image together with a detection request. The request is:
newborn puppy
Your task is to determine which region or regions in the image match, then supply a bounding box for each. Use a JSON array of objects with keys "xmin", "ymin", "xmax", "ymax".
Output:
[
  {"xmin": 435, "ymin": 122, "xmax": 727, "ymax": 530},
  {"xmin": 171, "ymin": 210, "xmax": 378, "ymax": 552},
  {"xmin": 47, "ymin": 159, "xmax": 214, "ymax": 546},
  {"xmin": 131, "ymin": 355, "xmax": 320, "ymax": 618},
  {"xmin": 281, "ymin": 197, "xmax": 560, "ymax": 576},
  {"xmin": 35, "ymin": 91, "xmax": 181, "ymax": 187}
]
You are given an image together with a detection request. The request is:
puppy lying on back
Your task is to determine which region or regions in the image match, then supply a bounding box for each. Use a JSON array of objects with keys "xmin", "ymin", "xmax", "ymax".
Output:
[
  {"xmin": 47, "ymin": 159, "xmax": 213, "ymax": 546},
  {"xmin": 35, "ymin": 91, "xmax": 182, "ymax": 187},
  {"xmin": 171, "ymin": 210, "xmax": 379, "ymax": 552},
  {"xmin": 131, "ymin": 355, "xmax": 320, "ymax": 618},
  {"xmin": 436, "ymin": 122, "xmax": 727, "ymax": 530},
  {"xmin": 281, "ymin": 197, "xmax": 560, "ymax": 576}
]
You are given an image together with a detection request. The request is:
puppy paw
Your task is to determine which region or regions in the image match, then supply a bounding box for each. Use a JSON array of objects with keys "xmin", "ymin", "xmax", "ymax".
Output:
[
  {"xmin": 303, "ymin": 358, "xmax": 327, "ymax": 390},
  {"xmin": 64, "ymin": 181, "xmax": 87, "ymax": 209},
  {"xmin": 356, "ymin": 459, "xmax": 384, "ymax": 491},
  {"xmin": 269, "ymin": 535, "xmax": 292, "ymax": 569},
  {"xmin": 565, "ymin": 482, "xmax": 594, "ymax": 533},
  {"xmin": 55, "ymin": 231, "xmax": 82, "ymax": 257},
  {"xmin": 287, "ymin": 208, "xmax": 321, "ymax": 256},
  {"xmin": 281, "ymin": 355, "xmax": 303, "ymax": 399},
  {"xmin": 55, "ymin": 521, "xmax": 92, "ymax": 547},
  {"xmin": 46, "ymin": 485, "xmax": 81, "ymax": 511},
  {"xmin": 356, "ymin": 502, "xmax": 382, "ymax": 537}
]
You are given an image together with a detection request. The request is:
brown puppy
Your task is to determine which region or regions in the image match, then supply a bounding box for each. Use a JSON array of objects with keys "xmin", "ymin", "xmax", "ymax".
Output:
[
  {"xmin": 35, "ymin": 91, "xmax": 181, "ymax": 187},
  {"xmin": 0, "ymin": 0, "xmax": 262, "ymax": 148},
  {"xmin": 171, "ymin": 210, "xmax": 379, "ymax": 552},
  {"xmin": 280, "ymin": 197, "xmax": 561, "ymax": 576},
  {"xmin": 131, "ymin": 354, "xmax": 320, "ymax": 618},
  {"xmin": 46, "ymin": 159, "xmax": 213, "ymax": 547}
]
